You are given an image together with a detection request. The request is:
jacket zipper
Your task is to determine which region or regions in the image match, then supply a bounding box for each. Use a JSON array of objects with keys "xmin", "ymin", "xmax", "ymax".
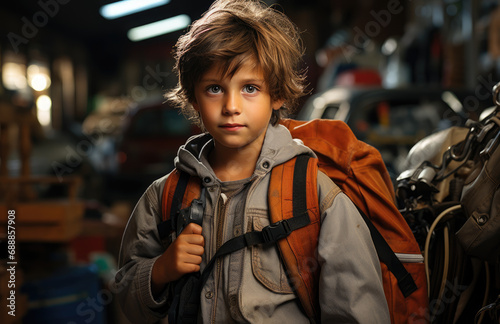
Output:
[{"xmin": 211, "ymin": 192, "xmax": 230, "ymax": 324}]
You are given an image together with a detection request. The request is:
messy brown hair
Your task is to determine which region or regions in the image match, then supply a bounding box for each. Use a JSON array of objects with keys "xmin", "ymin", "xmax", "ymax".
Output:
[{"xmin": 166, "ymin": 0, "xmax": 307, "ymax": 127}]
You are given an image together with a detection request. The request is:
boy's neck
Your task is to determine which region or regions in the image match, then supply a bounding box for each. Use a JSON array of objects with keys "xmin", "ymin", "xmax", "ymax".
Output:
[{"xmin": 208, "ymin": 144, "xmax": 261, "ymax": 182}]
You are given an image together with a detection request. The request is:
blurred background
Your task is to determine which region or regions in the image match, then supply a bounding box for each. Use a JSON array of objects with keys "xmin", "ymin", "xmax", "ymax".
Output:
[{"xmin": 0, "ymin": 0, "xmax": 499, "ymax": 323}]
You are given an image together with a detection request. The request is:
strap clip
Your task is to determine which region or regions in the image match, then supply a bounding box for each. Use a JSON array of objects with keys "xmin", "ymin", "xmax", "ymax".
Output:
[{"xmin": 262, "ymin": 220, "xmax": 292, "ymax": 243}]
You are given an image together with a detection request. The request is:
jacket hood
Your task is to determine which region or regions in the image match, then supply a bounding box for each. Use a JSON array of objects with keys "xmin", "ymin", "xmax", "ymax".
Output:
[{"xmin": 174, "ymin": 123, "xmax": 315, "ymax": 184}]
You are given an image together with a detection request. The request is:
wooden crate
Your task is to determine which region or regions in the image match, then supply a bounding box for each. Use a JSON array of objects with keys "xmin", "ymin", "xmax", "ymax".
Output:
[{"xmin": 0, "ymin": 176, "xmax": 84, "ymax": 242}]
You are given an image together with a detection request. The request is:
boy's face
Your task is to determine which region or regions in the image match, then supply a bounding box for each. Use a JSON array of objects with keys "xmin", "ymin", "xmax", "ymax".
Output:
[{"xmin": 192, "ymin": 60, "xmax": 282, "ymax": 153}]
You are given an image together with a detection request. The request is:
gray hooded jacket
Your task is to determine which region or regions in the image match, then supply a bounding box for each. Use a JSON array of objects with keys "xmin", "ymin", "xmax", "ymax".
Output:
[{"xmin": 114, "ymin": 124, "xmax": 390, "ymax": 323}]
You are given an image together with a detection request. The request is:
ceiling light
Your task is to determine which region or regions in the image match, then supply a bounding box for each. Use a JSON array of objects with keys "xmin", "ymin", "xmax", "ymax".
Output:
[
  {"xmin": 28, "ymin": 64, "xmax": 51, "ymax": 91},
  {"xmin": 127, "ymin": 14, "xmax": 191, "ymax": 41},
  {"xmin": 100, "ymin": 0, "xmax": 170, "ymax": 20},
  {"xmin": 2, "ymin": 62, "xmax": 27, "ymax": 90},
  {"xmin": 36, "ymin": 95, "xmax": 52, "ymax": 127}
]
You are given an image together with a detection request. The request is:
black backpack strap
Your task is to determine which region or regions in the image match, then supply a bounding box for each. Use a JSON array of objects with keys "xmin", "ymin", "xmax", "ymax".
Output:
[
  {"xmin": 199, "ymin": 214, "xmax": 311, "ymax": 288},
  {"xmin": 171, "ymin": 171, "xmax": 191, "ymax": 221},
  {"xmin": 355, "ymin": 206, "xmax": 418, "ymax": 297},
  {"xmin": 163, "ymin": 170, "xmax": 202, "ymax": 324},
  {"xmin": 157, "ymin": 171, "xmax": 191, "ymax": 240},
  {"xmin": 292, "ymin": 155, "xmax": 310, "ymax": 220}
]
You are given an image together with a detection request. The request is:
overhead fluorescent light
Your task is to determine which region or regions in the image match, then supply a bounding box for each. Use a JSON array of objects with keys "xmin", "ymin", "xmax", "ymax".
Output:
[
  {"xmin": 100, "ymin": 0, "xmax": 170, "ymax": 20},
  {"xmin": 127, "ymin": 14, "xmax": 191, "ymax": 41}
]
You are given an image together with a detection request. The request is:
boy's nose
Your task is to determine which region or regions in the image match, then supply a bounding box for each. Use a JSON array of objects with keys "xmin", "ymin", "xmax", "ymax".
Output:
[{"xmin": 223, "ymin": 92, "xmax": 241, "ymax": 115}]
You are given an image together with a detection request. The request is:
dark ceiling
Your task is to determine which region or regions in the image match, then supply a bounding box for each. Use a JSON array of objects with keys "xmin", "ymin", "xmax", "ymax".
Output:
[
  {"xmin": 2, "ymin": 0, "xmax": 215, "ymax": 45},
  {"xmin": 1, "ymin": 0, "xmax": 400, "ymax": 58}
]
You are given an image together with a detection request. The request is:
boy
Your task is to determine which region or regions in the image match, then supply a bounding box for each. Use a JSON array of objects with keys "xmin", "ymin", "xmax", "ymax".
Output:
[{"xmin": 113, "ymin": 0, "xmax": 390, "ymax": 323}]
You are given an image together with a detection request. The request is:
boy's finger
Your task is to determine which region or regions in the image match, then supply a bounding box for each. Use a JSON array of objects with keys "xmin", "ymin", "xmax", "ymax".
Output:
[
  {"xmin": 183, "ymin": 254, "xmax": 203, "ymax": 266},
  {"xmin": 189, "ymin": 243, "xmax": 204, "ymax": 256},
  {"xmin": 182, "ymin": 222, "xmax": 203, "ymax": 235},
  {"xmin": 178, "ymin": 223, "xmax": 204, "ymax": 246},
  {"xmin": 186, "ymin": 235, "xmax": 205, "ymax": 247}
]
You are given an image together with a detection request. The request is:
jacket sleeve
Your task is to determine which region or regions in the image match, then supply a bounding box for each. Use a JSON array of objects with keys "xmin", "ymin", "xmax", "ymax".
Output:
[
  {"xmin": 113, "ymin": 177, "xmax": 171, "ymax": 323},
  {"xmin": 316, "ymin": 172, "xmax": 391, "ymax": 323}
]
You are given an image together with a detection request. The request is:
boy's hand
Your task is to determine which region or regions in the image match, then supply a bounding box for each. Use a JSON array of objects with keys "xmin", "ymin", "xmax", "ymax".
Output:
[{"xmin": 151, "ymin": 222, "xmax": 204, "ymax": 296}]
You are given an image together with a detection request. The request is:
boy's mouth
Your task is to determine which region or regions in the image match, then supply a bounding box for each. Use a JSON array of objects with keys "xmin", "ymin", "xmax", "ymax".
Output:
[{"xmin": 220, "ymin": 123, "xmax": 245, "ymax": 131}]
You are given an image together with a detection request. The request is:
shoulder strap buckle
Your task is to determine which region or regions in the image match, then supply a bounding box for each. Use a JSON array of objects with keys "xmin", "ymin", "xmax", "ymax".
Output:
[{"xmin": 262, "ymin": 219, "xmax": 292, "ymax": 243}]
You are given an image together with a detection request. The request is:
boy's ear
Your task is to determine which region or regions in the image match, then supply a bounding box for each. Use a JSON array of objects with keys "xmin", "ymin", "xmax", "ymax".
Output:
[
  {"xmin": 191, "ymin": 101, "xmax": 200, "ymax": 111},
  {"xmin": 272, "ymin": 99, "xmax": 285, "ymax": 111}
]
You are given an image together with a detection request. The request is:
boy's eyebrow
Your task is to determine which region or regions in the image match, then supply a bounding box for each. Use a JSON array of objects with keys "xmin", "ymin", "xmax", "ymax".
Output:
[
  {"xmin": 242, "ymin": 78, "xmax": 265, "ymax": 83},
  {"xmin": 199, "ymin": 77, "xmax": 265, "ymax": 83}
]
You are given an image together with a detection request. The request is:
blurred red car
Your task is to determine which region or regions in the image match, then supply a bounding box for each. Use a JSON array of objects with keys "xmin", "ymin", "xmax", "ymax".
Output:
[{"xmin": 116, "ymin": 101, "xmax": 199, "ymax": 182}]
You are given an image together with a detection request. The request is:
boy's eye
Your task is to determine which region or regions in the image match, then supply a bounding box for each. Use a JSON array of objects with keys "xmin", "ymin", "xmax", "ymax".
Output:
[
  {"xmin": 207, "ymin": 85, "xmax": 222, "ymax": 94},
  {"xmin": 243, "ymin": 85, "xmax": 258, "ymax": 93}
]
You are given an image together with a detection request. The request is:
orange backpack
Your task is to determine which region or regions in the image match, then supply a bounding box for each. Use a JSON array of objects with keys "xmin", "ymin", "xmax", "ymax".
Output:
[
  {"xmin": 160, "ymin": 119, "xmax": 429, "ymax": 323},
  {"xmin": 279, "ymin": 119, "xmax": 428, "ymax": 323}
]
